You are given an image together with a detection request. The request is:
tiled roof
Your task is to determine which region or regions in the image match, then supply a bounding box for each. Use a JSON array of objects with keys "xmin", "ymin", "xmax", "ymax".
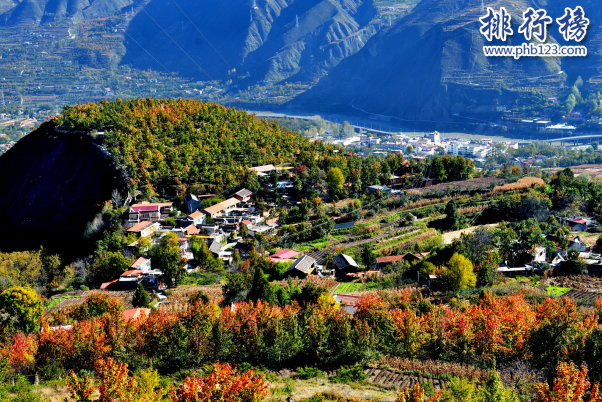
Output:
[
  {"xmin": 270, "ymin": 250, "xmax": 300, "ymax": 259},
  {"xmin": 250, "ymin": 164, "xmax": 276, "ymax": 173},
  {"xmin": 131, "ymin": 202, "xmax": 173, "ymax": 208},
  {"xmin": 286, "ymin": 255, "xmax": 316, "ymax": 274},
  {"xmin": 123, "ymin": 308, "xmax": 151, "ymax": 322},
  {"xmin": 204, "ymin": 198, "xmax": 241, "ymax": 215},
  {"xmin": 130, "ymin": 257, "xmax": 147, "ymax": 268},
  {"xmin": 121, "ymin": 269, "xmax": 143, "ymax": 277},
  {"xmin": 375, "ymin": 255, "xmax": 405, "ymax": 264},
  {"xmin": 333, "ymin": 254, "xmax": 359, "ymax": 270},
  {"xmin": 127, "ymin": 221, "xmax": 154, "ymax": 232},
  {"xmin": 235, "ymin": 189, "xmax": 252, "ymax": 198},
  {"xmin": 209, "ymin": 240, "xmax": 223, "ymax": 254},
  {"xmin": 131, "ymin": 205, "xmax": 159, "ymax": 212},
  {"xmin": 189, "ymin": 211, "xmax": 203, "ymax": 219}
]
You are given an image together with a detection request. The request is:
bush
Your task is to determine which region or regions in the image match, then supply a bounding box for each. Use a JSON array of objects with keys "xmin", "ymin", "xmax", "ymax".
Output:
[
  {"xmin": 297, "ymin": 367, "xmax": 325, "ymax": 380},
  {"xmin": 331, "ymin": 366, "xmax": 367, "ymax": 384}
]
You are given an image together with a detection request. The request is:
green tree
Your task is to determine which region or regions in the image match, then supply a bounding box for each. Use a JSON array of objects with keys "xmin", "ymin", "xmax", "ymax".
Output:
[
  {"xmin": 152, "ymin": 233, "xmax": 186, "ymax": 287},
  {"xmin": 360, "ymin": 244, "xmax": 376, "ymax": 268},
  {"xmin": 0, "ymin": 286, "xmax": 43, "ymax": 333},
  {"xmin": 133, "ymin": 282, "xmax": 151, "ymax": 308},
  {"xmin": 406, "ymin": 145, "xmax": 414, "ymax": 154},
  {"xmin": 87, "ymin": 251, "xmax": 131, "ymax": 287},
  {"xmin": 246, "ymin": 267, "xmax": 276, "ymax": 304},
  {"xmin": 445, "ymin": 200, "xmax": 460, "ymax": 230},
  {"xmin": 327, "ymin": 167, "xmax": 345, "ymax": 192},
  {"xmin": 440, "ymin": 253, "xmax": 477, "ymax": 291},
  {"xmin": 481, "ymin": 365, "xmax": 517, "ymax": 402},
  {"xmin": 477, "ymin": 251, "xmax": 501, "ymax": 288}
]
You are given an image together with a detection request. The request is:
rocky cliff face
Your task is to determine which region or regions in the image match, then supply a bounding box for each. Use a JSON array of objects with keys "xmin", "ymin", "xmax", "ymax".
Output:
[
  {"xmin": 295, "ymin": 0, "xmax": 602, "ymax": 120},
  {"xmin": 0, "ymin": 123, "xmax": 126, "ymax": 257},
  {"xmin": 122, "ymin": 0, "xmax": 376, "ymax": 83}
]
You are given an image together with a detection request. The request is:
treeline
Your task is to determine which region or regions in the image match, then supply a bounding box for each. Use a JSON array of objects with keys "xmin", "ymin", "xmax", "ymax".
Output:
[{"xmin": 3, "ymin": 290, "xmax": 602, "ymax": 383}]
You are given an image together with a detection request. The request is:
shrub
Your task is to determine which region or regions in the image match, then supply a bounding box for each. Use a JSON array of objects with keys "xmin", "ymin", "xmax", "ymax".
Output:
[
  {"xmin": 297, "ymin": 367, "xmax": 325, "ymax": 380},
  {"xmin": 331, "ymin": 366, "xmax": 367, "ymax": 384}
]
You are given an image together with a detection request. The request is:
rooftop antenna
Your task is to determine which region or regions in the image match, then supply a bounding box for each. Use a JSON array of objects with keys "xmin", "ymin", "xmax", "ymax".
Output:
[
  {"xmin": 388, "ymin": 14, "xmax": 391, "ymax": 27},
  {"xmin": 481, "ymin": 0, "xmax": 484, "ymax": 12},
  {"xmin": 250, "ymin": 9, "xmax": 252, "ymax": 22},
  {"xmin": 296, "ymin": 15, "xmax": 299, "ymax": 27}
]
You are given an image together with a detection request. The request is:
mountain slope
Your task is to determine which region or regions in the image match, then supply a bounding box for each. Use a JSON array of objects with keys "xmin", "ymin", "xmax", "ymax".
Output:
[
  {"xmin": 121, "ymin": 0, "xmax": 377, "ymax": 83},
  {"xmin": 295, "ymin": 0, "xmax": 602, "ymax": 120},
  {"xmin": 0, "ymin": 0, "xmax": 132, "ymax": 24}
]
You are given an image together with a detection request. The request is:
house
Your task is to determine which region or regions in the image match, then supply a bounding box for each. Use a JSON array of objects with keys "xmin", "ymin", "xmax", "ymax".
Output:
[
  {"xmin": 131, "ymin": 257, "xmax": 151, "ymax": 272},
  {"xmin": 268, "ymin": 250, "xmax": 300, "ymax": 263},
  {"xmin": 188, "ymin": 211, "xmax": 205, "ymax": 225},
  {"xmin": 332, "ymin": 294, "xmax": 362, "ymax": 315},
  {"xmin": 375, "ymin": 253, "xmax": 425, "ymax": 269},
  {"xmin": 129, "ymin": 202, "xmax": 173, "ymax": 222},
  {"xmin": 123, "ymin": 308, "xmax": 151, "ymax": 322},
  {"xmin": 333, "ymin": 254, "xmax": 360, "ymax": 275},
  {"xmin": 204, "ymin": 198, "xmax": 241, "ymax": 218},
  {"xmin": 127, "ymin": 221, "xmax": 160, "ymax": 238},
  {"xmin": 376, "ymin": 255, "xmax": 405, "ymax": 269},
  {"xmin": 234, "ymin": 189, "xmax": 252, "ymax": 203},
  {"xmin": 185, "ymin": 194, "xmax": 217, "ymax": 213},
  {"xmin": 565, "ymin": 218, "xmax": 590, "ymax": 232},
  {"xmin": 568, "ymin": 237, "xmax": 588, "ymax": 252},
  {"xmin": 533, "ymin": 247, "xmax": 546, "ymax": 263},
  {"xmin": 250, "ymin": 164, "xmax": 277, "ymax": 174},
  {"xmin": 234, "ymin": 242, "xmax": 251, "ymax": 257},
  {"xmin": 285, "ymin": 256, "xmax": 317, "ymax": 278},
  {"xmin": 247, "ymin": 224, "xmax": 275, "ymax": 237},
  {"xmin": 185, "ymin": 195, "xmax": 201, "ymax": 214},
  {"xmin": 209, "ymin": 240, "xmax": 232, "ymax": 263},
  {"xmin": 367, "ymin": 185, "xmax": 391, "ymax": 194}
]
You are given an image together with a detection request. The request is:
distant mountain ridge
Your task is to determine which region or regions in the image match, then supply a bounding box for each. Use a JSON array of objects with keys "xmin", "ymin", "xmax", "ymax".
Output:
[
  {"xmin": 0, "ymin": 0, "xmax": 133, "ymax": 24},
  {"xmin": 295, "ymin": 0, "xmax": 602, "ymax": 120},
  {"xmin": 121, "ymin": 0, "xmax": 377, "ymax": 83}
]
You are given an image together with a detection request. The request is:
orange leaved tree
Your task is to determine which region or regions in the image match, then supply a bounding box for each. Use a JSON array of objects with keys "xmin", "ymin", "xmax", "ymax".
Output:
[
  {"xmin": 396, "ymin": 383, "xmax": 441, "ymax": 402},
  {"xmin": 170, "ymin": 362, "xmax": 269, "ymax": 402},
  {"xmin": 534, "ymin": 361, "xmax": 602, "ymax": 402}
]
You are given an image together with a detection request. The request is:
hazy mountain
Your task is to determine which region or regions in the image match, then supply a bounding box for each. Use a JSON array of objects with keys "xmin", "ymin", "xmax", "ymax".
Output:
[
  {"xmin": 295, "ymin": 0, "xmax": 602, "ymax": 120},
  {"xmin": 0, "ymin": 0, "xmax": 133, "ymax": 25},
  {"xmin": 121, "ymin": 0, "xmax": 377, "ymax": 83}
]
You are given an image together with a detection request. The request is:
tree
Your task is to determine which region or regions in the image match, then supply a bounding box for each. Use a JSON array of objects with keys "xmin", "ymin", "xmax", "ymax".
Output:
[
  {"xmin": 152, "ymin": 233, "xmax": 186, "ymax": 287},
  {"xmin": 0, "ymin": 286, "xmax": 43, "ymax": 333},
  {"xmin": 360, "ymin": 244, "xmax": 376, "ymax": 268},
  {"xmin": 534, "ymin": 362, "xmax": 602, "ymax": 402},
  {"xmin": 133, "ymin": 282, "xmax": 151, "ymax": 308},
  {"xmin": 327, "ymin": 167, "xmax": 345, "ymax": 190},
  {"xmin": 440, "ymin": 253, "xmax": 476, "ymax": 291},
  {"xmin": 477, "ymin": 251, "xmax": 501, "ymax": 288},
  {"xmin": 87, "ymin": 251, "xmax": 131, "ymax": 287},
  {"xmin": 482, "ymin": 365, "xmax": 517, "ymax": 402},
  {"xmin": 445, "ymin": 200, "xmax": 460, "ymax": 230},
  {"xmin": 593, "ymin": 141, "xmax": 599, "ymax": 151},
  {"xmin": 406, "ymin": 145, "xmax": 414, "ymax": 154},
  {"xmin": 239, "ymin": 223, "xmax": 249, "ymax": 239},
  {"xmin": 171, "ymin": 363, "xmax": 269, "ymax": 402},
  {"xmin": 246, "ymin": 267, "xmax": 276, "ymax": 305}
]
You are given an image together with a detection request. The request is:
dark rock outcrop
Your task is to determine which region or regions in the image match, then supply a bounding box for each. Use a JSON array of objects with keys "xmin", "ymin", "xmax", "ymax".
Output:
[{"xmin": 0, "ymin": 122, "xmax": 126, "ymax": 257}]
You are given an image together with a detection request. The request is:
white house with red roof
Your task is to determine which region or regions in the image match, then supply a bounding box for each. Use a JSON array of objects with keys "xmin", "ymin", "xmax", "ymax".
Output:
[{"xmin": 129, "ymin": 202, "xmax": 173, "ymax": 222}]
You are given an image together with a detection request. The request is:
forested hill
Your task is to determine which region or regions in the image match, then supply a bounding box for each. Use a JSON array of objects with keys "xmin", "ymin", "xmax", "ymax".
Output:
[
  {"xmin": 54, "ymin": 98, "xmax": 339, "ymax": 198},
  {"xmin": 121, "ymin": 0, "xmax": 376, "ymax": 83},
  {"xmin": 296, "ymin": 0, "xmax": 602, "ymax": 120}
]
